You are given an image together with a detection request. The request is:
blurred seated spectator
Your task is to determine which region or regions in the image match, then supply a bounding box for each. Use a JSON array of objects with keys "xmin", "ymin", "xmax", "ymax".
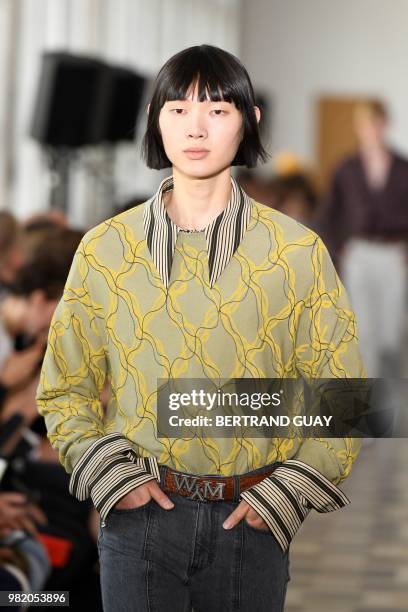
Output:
[
  {"xmin": 0, "ymin": 490, "xmax": 51, "ymax": 598},
  {"xmin": 265, "ymin": 151, "xmax": 318, "ymax": 224},
  {"xmin": 266, "ymin": 172, "xmax": 318, "ymax": 224},
  {"xmin": 0, "ymin": 212, "xmax": 25, "ymax": 302},
  {"xmin": 236, "ymin": 169, "xmax": 275, "ymax": 206},
  {"xmin": 0, "ymin": 228, "xmax": 84, "ymax": 405},
  {"xmin": 23, "ymin": 209, "xmax": 68, "ymax": 231},
  {"xmin": 0, "ymin": 223, "xmax": 103, "ymax": 609},
  {"xmin": 237, "ymin": 152, "xmax": 318, "ymax": 224},
  {"xmin": 21, "ymin": 210, "xmax": 70, "ymax": 259}
]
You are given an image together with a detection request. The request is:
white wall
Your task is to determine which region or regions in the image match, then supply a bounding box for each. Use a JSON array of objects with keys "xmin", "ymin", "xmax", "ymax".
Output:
[{"xmin": 240, "ymin": 0, "xmax": 408, "ymax": 167}]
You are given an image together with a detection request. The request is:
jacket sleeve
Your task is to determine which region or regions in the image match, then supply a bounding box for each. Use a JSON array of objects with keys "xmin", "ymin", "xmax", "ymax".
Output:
[
  {"xmin": 35, "ymin": 236, "xmax": 160, "ymax": 522},
  {"xmin": 240, "ymin": 235, "xmax": 365, "ymax": 552}
]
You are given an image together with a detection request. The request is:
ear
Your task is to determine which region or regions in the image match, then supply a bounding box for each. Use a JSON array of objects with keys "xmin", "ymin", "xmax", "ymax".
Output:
[{"xmin": 254, "ymin": 105, "xmax": 261, "ymax": 124}]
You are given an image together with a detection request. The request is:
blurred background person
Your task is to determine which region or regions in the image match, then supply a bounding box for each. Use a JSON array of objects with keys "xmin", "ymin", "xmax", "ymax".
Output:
[
  {"xmin": 316, "ymin": 100, "xmax": 408, "ymax": 377},
  {"xmin": 0, "ymin": 226, "xmax": 84, "ymax": 423},
  {"xmin": 236, "ymin": 169, "xmax": 274, "ymax": 206},
  {"xmin": 0, "ymin": 212, "xmax": 25, "ymax": 302},
  {"xmin": 267, "ymin": 151, "xmax": 318, "ymax": 224},
  {"xmin": 0, "ymin": 211, "xmax": 70, "ymax": 374},
  {"xmin": 1, "ymin": 224, "xmax": 103, "ymax": 609},
  {"xmin": 236, "ymin": 152, "xmax": 318, "ymax": 224},
  {"xmin": 0, "ymin": 490, "xmax": 51, "ymax": 598}
]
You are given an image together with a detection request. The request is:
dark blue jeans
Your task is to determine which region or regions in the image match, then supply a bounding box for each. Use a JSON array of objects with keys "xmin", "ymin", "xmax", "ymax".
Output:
[{"xmin": 97, "ymin": 463, "xmax": 291, "ymax": 611}]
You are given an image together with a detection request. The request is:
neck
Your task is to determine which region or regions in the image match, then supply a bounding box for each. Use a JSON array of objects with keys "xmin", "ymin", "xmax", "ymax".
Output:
[
  {"xmin": 359, "ymin": 141, "xmax": 388, "ymax": 158},
  {"xmin": 163, "ymin": 167, "xmax": 233, "ymax": 230}
]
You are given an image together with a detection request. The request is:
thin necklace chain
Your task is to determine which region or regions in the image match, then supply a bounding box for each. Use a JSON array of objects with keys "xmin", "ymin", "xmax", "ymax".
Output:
[{"xmin": 179, "ymin": 227, "xmax": 206, "ymax": 232}]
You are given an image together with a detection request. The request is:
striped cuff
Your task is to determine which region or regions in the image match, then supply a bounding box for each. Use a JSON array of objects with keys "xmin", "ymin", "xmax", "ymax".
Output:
[
  {"xmin": 68, "ymin": 433, "xmax": 160, "ymax": 522},
  {"xmin": 240, "ymin": 459, "xmax": 350, "ymax": 553}
]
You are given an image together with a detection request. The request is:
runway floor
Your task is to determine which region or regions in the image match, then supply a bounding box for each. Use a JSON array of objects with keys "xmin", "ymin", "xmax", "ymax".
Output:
[{"xmin": 285, "ymin": 439, "xmax": 408, "ymax": 611}]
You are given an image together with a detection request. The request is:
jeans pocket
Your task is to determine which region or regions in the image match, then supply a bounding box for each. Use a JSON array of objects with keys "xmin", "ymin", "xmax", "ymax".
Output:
[
  {"xmin": 243, "ymin": 517, "xmax": 291, "ymax": 574},
  {"xmin": 100, "ymin": 500, "xmax": 151, "ymax": 559},
  {"xmin": 110, "ymin": 498, "xmax": 153, "ymax": 515},
  {"xmin": 243, "ymin": 517, "xmax": 275, "ymax": 537}
]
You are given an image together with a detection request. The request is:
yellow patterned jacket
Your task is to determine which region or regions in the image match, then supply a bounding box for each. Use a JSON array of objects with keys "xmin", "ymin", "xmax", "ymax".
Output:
[{"xmin": 36, "ymin": 175, "xmax": 365, "ymax": 552}]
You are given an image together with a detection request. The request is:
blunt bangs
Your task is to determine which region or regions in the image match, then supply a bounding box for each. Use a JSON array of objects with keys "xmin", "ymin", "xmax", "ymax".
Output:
[{"xmin": 141, "ymin": 44, "xmax": 269, "ymax": 169}]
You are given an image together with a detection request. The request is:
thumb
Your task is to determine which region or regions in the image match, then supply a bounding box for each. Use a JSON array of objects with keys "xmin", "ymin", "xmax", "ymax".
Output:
[{"xmin": 148, "ymin": 482, "xmax": 174, "ymax": 510}]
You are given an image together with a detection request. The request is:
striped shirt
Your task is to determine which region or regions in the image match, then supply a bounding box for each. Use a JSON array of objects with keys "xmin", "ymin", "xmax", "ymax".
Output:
[
  {"xmin": 143, "ymin": 174, "xmax": 252, "ymax": 288},
  {"xmin": 36, "ymin": 174, "xmax": 365, "ymax": 552}
]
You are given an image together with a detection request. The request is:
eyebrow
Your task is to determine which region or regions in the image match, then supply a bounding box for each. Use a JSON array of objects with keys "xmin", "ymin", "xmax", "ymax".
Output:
[{"xmin": 166, "ymin": 99, "xmax": 231, "ymax": 104}]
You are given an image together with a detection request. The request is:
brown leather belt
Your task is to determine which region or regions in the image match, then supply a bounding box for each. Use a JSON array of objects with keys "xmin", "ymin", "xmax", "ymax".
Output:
[{"xmin": 161, "ymin": 465, "xmax": 278, "ymax": 502}]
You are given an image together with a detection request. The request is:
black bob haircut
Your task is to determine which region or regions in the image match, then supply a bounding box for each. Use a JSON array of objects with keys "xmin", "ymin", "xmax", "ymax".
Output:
[{"xmin": 141, "ymin": 44, "xmax": 270, "ymax": 169}]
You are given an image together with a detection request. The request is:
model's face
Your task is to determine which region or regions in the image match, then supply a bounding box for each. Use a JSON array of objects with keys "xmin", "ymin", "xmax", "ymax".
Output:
[{"xmin": 155, "ymin": 82, "xmax": 260, "ymax": 178}]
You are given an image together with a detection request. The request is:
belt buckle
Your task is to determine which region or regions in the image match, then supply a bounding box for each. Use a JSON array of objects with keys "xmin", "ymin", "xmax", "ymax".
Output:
[{"xmin": 170, "ymin": 471, "xmax": 227, "ymax": 501}]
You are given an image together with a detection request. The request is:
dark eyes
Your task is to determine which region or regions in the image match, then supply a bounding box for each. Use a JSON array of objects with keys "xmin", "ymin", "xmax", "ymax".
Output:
[{"xmin": 170, "ymin": 108, "xmax": 227, "ymax": 116}]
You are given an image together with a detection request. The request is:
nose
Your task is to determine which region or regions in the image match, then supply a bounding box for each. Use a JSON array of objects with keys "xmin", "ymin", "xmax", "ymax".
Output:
[
  {"xmin": 187, "ymin": 126, "xmax": 207, "ymax": 139},
  {"xmin": 186, "ymin": 110, "xmax": 207, "ymax": 139}
]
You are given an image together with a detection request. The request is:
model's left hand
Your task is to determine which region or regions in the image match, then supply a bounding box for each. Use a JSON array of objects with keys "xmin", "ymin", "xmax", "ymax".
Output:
[{"xmin": 222, "ymin": 499, "xmax": 269, "ymax": 531}]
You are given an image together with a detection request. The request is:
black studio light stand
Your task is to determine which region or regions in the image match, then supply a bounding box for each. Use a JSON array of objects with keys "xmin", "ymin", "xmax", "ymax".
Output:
[{"xmin": 30, "ymin": 51, "xmax": 147, "ymax": 219}]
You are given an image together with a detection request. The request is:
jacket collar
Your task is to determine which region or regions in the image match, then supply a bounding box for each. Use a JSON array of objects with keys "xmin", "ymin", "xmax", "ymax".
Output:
[{"xmin": 143, "ymin": 174, "xmax": 253, "ymax": 288}]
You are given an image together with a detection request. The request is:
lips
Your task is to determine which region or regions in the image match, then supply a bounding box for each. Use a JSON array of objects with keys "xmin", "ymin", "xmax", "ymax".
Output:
[{"xmin": 184, "ymin": 149, "xmax": 210, "ymax": 159}]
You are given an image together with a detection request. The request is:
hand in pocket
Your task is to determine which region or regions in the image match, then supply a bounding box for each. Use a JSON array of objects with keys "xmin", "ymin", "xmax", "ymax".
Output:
[{"xmin": 113, "ymin": 480, "xmax": 175, "ymax": 511}]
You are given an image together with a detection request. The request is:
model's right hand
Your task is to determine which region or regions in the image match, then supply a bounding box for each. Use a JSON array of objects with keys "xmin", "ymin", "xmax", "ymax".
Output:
[{"xmin": 113, "ymin": 480, "xmax": 174, "ymax": 511}]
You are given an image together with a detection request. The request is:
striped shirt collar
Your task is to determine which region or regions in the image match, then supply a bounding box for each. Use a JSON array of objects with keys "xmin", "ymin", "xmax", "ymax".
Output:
[{"xmin": 143, "ymin": 174, "xmax": 253, "ymax": 288}]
